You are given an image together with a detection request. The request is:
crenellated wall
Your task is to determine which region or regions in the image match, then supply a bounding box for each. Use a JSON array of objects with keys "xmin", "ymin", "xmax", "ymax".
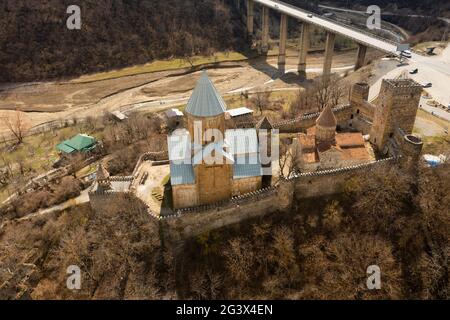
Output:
[
  {"xmin": 290, "ymin": 157, "xmax": 399, "ymax": 199},
  {"xmin": 157, "ymin": 156, "xmax": 401, "ymax": 239},
  {"xmin": 274, "ymin": 104, "xmax": 352, "ymax": 133},
  {"xmin": 161, "ymin": 184, "xmax": 292, "ymax": 239}
]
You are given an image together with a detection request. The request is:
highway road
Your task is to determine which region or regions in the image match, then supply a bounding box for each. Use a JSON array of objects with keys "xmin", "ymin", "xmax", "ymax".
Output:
[
  {"xmin": 318, "ymin": 5, "xmax": 450, "ymax": 25},
  {"xmin": 253, "ymin": 0, "xmax": 399, "ymax": 53}
]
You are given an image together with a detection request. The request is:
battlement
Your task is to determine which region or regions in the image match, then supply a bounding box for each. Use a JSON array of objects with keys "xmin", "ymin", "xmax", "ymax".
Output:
[
  {"xmin": 380, "ymin": 79, "xmax": 423, "ymax": 97},
  {"xmin": 274, "ymin": 104, "xmax": 351, "ymax": 130},
  {"xmin": 350, "ymin": 82, "xmax": 370, "ymax": 102},
  {"xmin": 383, "ymin": 79, "xmax": 422, "ymax": 89},
  {"xmin": 171, "ymin": 185, "xmax": 279, "ymax": 218},
  {"xmin": 288, "ymin": 156, "xmax": 400, "ymax": 180}
]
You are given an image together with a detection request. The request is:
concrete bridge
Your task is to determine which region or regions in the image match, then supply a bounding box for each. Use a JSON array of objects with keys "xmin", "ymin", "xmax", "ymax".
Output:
[{"xmin": 236, "ymin": 0, "xmax": 401, "ymax": 78}]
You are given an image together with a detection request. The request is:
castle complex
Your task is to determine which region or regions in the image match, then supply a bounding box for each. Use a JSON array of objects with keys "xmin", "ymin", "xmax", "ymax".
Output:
[{"xmin": 88, "ymin": 72, "xmax": 424, "ymax": 238}]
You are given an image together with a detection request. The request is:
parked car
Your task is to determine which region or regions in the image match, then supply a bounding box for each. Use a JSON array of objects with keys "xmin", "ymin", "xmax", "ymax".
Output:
[
  {"xmin": 422, "ymin": 82, "xmax": 432, "ymax": 88},
  {"xmin": 409, "ymin": 68, "xmax": 418, "ymax": 74},
  {"xmin": 307, "ymin": 14, "xmax": 313, "ymax": 18}
]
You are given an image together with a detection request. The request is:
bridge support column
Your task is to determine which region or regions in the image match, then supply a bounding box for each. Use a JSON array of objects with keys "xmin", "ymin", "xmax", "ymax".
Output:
[
  {"xmin": 354, "ymin": 44, "xmax": 367, "ymax": 71},
  {"xmin": 261, "ymin": 6, "xmax": 270, "ymax": 54},
  {"xmin": 297, "ymin": 23, "xmax": 310, "ymax": 80},
  {"xmin": 278, "ymin": 13, "xmax": 288, "ymax": 74},
  {"xmin": 323, "ymin": 32, "xmax": 336, "ymax": 81},
  {"xmin": 246, "ymin": 0, "xmax": 254, "ymax": 36},
  {"xmin": 236, "ymin": 0, "xmax": 241, "ymax": 10}
]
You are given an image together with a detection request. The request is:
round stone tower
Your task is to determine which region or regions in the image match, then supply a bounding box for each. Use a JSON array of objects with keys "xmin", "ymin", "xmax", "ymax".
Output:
[
  {"xmin": 315, "ymin": 105, "xmax": 337, "ymax": 143},
  {"xmin": 402, "ymin": 134, "xmax": 423, "ymax": 170},
  {"xmin": 96, "ymin": 163, "xmax": 111, "ymax": 192}
]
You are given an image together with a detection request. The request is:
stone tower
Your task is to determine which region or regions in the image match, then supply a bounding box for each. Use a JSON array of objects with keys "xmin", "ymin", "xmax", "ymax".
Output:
[
  {"xmin": 96, "ymin": 163, "xmax": 111, "ymax": 192},
  {"xmin": 350, "ymin": 82, "xmax": 369, "ymax": 108},
  {"xmin": 186, "ymin": 71, "xmax": 233, "ymax": 205},
  {"xmin": 315, "ymin": 105, "xmax": 337, "ymax": 144},
  {"xmin": 370, "ymin": 79, "xmax": 422, "ymax": 152}
]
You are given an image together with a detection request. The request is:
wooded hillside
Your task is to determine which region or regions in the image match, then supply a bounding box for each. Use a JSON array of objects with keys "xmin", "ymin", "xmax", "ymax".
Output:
[{"xmin": 0, "ymin": 0, "xmax": 246, "ymax": 82}]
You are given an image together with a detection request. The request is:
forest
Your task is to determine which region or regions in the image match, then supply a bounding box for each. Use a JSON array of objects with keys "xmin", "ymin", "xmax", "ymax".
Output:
[
  {"xmin": 1, "ymin": 161, "xmax": 449, "ymax": 299},
  {"xmin": 0, "ymin": 0, "xmax": 246, "ymax": 82}
]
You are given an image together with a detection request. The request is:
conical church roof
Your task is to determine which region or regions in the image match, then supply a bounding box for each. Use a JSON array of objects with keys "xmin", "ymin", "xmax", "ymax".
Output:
[
  {"xmin": 186, "ymin": 71, "xmax": 227, "ymax": 117},
  {"xmin": 96, "ymin": 163, "xmax": 110, "ymax": 181},
  {"xmin": 316, "ymin": 105, "xmax": 337, "ymax": 128},
  {"xmin": 256, "ymin": 116, "xmax": 273, "ymax": 130}
]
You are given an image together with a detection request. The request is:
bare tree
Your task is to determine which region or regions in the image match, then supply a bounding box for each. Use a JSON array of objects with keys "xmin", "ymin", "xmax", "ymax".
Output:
[
  {"xmin": 311, "ymin": 77, "xmax": 331, "ymax": 112},
  {"xmin": 329, "ymin": 78, "xmax": 347, "ymax": 107},
  {"xmin": 310, "ymin": 75, "xmax": 344, "ymax": 112},
  {"xmin": 279, "ymin": 138, "xmax": 296, "ymax": 178},
  {"xmin": 224, "ymin": 237, "xmax": 255, "ymax": 285},
  {"xmin": 1, "ymin": 108, "xmax": 30, "ymax": 144},
  {"xmin": 251, "ymin": 88, "xmax": 271, "ymax": 114}
]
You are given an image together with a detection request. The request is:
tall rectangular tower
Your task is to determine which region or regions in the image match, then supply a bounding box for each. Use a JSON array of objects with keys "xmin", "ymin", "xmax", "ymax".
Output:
[{"xmin": 370, "ymin": 79, "xmax": 422, "ymax": 152}]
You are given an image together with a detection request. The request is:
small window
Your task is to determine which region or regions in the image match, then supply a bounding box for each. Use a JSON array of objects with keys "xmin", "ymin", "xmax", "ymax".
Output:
[
  {"xmin": 357, "ymin": 109, "xmax": 360, "ymax": 114},
  {"xmin": 350, "ymin": 114, "xmax": 354, "ymax": 119},
  {"xmin": 389, "ymin": 132, "xmax": 394, "ymax": 138}
]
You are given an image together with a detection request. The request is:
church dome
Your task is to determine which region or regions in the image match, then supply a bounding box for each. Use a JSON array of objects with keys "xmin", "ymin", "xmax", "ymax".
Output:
[{"xmin": 186, "ymin": 71, "xmax": 227, "ymax": 117}]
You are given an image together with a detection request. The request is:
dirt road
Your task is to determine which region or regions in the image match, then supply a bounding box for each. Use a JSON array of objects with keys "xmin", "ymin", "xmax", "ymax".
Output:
[{"xmin": 0, "ymin": 48, "xmax": 373, "ymax": 136}]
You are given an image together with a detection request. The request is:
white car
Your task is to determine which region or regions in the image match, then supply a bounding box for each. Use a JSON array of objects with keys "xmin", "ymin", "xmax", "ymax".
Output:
[
  {"xmin": 307, "ymin": 14, "xmax": 313, "ymax": 18},
  {"xmin": 401, "ymin": 50, "xmax": 412, "ymax": 58}
]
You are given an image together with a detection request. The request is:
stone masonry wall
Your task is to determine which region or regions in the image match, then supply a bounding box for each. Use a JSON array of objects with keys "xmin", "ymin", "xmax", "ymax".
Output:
[
  {"xmin": 161, "ymin": 183, "xmax": 294, "ymax": 239},
  {"xmin": 291, "ymin": 157, "xmax": 399, "ymax": 199}
]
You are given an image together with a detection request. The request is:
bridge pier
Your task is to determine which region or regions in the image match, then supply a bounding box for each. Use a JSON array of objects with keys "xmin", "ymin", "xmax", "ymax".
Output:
[
  {"xmin": 278, "ymin": 13, "xmax": 288, "ymax": 74},
  {"xmin": 246, "ymin": 0, "xmax": 254, "ymax": 36},
  {"xmin": 261, "ymin": 6, "xmax": 270, "ymax": 54},
  {"xmin": 354, "ymin": 43, "xmax": 367, "ymax": 71},
  {"xmin": 323, "ymin": 32, "xmax": 336, "ymax": 81},
  {"xmin": 297, "ymin": 23, "xmax": 310, "ymax": 80}
]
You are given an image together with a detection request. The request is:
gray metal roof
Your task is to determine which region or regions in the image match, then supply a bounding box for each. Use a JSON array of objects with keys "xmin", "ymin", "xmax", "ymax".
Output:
[
  {"xmin": 186, "ymin": 71, "xmax": 227, "ymax": 117},
  {"xmin": 233, "ymin": 154, "xmax": 262, "ymax": 179},
  {"xmin": 170, "ymin": 163, "xmax": 195, "ymax": 185},
  {"xmin": 227, "ymin": 107, "xmax": 254, "ymax": 117}
]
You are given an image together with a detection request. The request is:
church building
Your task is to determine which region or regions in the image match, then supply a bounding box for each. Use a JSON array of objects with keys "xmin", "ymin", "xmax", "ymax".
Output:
[{"xmin": 168, "ymin": 71, "xmax": 266, "ymax": 209}]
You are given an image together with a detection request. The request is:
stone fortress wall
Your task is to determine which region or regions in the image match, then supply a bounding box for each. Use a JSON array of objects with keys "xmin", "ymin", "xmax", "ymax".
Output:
[
  {"xmin": 273, "ymin": 104, "xmax": 353, "ymax": 133},
  {"xmin": 159, "ymin": 156, "xmax": 404, "ymax": 239}
]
